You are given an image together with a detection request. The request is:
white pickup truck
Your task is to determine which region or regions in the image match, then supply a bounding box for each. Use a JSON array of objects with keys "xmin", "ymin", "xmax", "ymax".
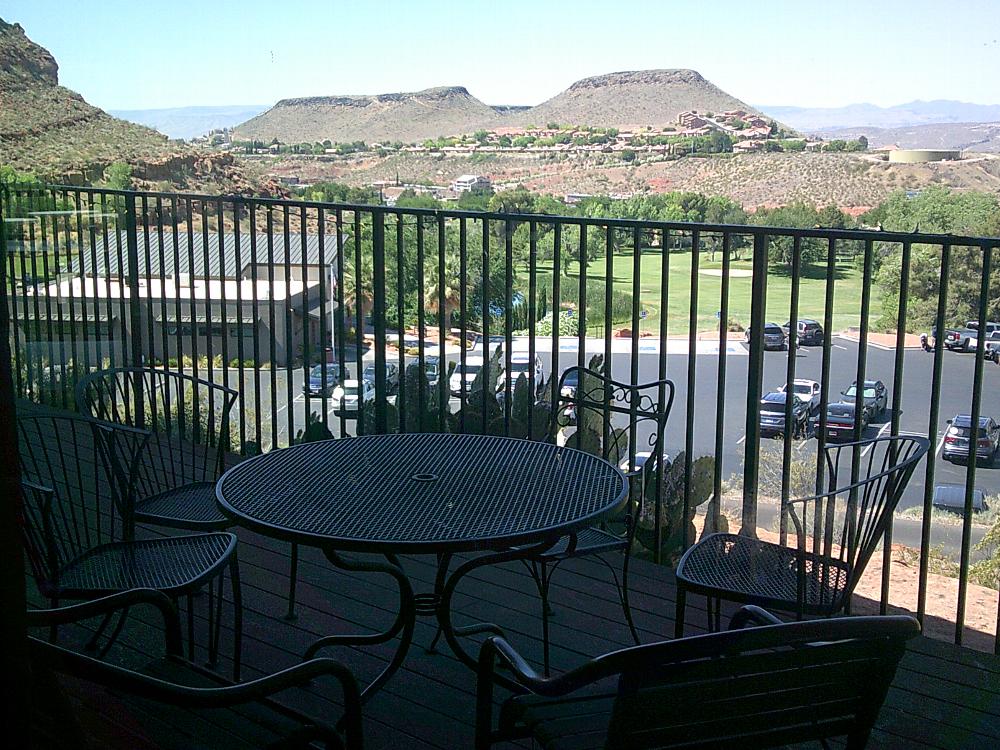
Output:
[
  {"xmin": 944, "ymin": 321, "xmax": 1000, "ymax": 352},
  {"xmin": 985, "ymin": 331, "xmax": 1000, "ymax": 364}
]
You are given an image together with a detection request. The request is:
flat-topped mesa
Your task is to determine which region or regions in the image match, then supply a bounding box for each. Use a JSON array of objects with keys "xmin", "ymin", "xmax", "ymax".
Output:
[
  {"xmin": 568, "ymin": 69, "xmax": 709, "ymax": 91},
  {"xmin": 275, "ymin": 86, "xmax": 474, "ymax": 109}
]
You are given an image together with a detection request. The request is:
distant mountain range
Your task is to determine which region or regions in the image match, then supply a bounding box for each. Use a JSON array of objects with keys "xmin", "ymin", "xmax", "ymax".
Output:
[
  {"xmin": 758, "ymin": 100, "xmax": 1000, "ymax": 132},
  {"xmin": 109, "ymin": 105, "xmax": 268, "ymax": 140},
  {"xmin": 232, "ymin": 69, "xmax": 772, "ymax": 144}
]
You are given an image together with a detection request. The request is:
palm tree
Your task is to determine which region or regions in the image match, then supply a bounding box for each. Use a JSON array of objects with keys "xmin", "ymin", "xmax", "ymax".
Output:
[
  {"xmin": 341, "ymin": 244, "xmax": 373, "ymax": 331},
  {"xmin": 424, "ymin": 250, "xmax": 463, "ymax": 329}
]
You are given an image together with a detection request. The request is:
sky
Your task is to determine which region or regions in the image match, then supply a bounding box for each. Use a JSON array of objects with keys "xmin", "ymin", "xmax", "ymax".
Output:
[{"xmin": 5, "ymin": 0, "xmax": 1000, "ymax": 111}]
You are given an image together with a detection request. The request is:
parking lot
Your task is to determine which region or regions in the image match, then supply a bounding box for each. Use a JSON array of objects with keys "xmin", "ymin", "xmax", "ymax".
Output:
[{"xmin": 222, "ymin": 334, "xmax": 998, "ymax": 554}]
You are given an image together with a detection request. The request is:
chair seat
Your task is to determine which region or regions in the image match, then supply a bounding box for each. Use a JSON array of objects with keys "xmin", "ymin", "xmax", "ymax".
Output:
[
  {"xmin": 504, "ymin": 690, "xmax": 616, "ymax": 750},
  {"xmin": 136, "ymin": 482, "xmax": 231, "ymax": 530},
  {"xmin": 528, "ymin": 526, "xmax": 627, "ymax": 560},
  {"xmin": 56, "ymin": 533, "xmax": 237, "ymax": 596},
  {"xmin": 675, "ymin": 533, "xmax": 851, "ymax": 614}
]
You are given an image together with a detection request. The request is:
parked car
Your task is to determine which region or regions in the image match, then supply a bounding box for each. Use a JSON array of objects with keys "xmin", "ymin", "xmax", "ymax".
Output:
[
  {"xmin": 984, "ymin": 331, "xmax": 1000, "ymax": 363},
  {"xmin": 497, "ymin": 353, "xmax": 544, "ymax": 396},
  {"xmin": 943, "ymin": 415, "xmax": 1000, "ymax": 463},
  {"xmin": 744, "ymin": 323, "xmax": 786, "ymax": 350},
  {"xmin": 450, "ymin": 355, "xmax": 484, "ymax": 395},
  {"xmin": 758, "ymin": 392, "xmax": 811, "ymax": 439},
  {"xmin": 620, "ymin": 450, "xmax": 672, "ymax": 474},
  {"xmin": 559, "ymin": 368, "xmax": 579, "ymax": 398},
  {"xmin": 473, "ymin": 334, "xmax": 506, "ymax": 355},
  {"xmin": 778, "ymin": 379, "xmax": 821, "ymax": 413},
  {"xmin": 823, "ymin": 402, "xmax": 869, "ymax": 442},
  {"xmin": 944, "ymin": 321, "xmax": 1000, "ymax": 352},
  {"xmin": 405, "ymin": 355, "xmax": 442, "ymax": 387},
  {"xmin": 303, "ymin": 362, "xmax": 344, "ymax": 396},
  {"xmin": 841, "ymin": 379, "xmax": 888, "ymax": 420},
  {"xmin": 782, "ymin": 319, "xmax": 824, "ymax": 346},
  {"xmin": 331, "ymin": 379, "xmax": 375, "ymax": 417},
  {"xmin": 362, "ymin": 362, "xmax": 400, "ymax": 391}
]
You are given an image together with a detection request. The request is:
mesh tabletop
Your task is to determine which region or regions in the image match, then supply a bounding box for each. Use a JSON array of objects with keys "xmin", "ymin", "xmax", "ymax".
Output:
[{"xmin": 216, "ymin": 434, "xmax": 627, "ymax": 553}]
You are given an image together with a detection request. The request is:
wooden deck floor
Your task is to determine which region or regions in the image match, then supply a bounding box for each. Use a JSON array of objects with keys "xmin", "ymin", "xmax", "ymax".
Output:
[
  {"xmin": 18, "ymin": 408, "xmax": 1000, "ymax": 749},
  {"xmin": 33, "ymin": 519, "xmax": 999, "ymax": 750}
]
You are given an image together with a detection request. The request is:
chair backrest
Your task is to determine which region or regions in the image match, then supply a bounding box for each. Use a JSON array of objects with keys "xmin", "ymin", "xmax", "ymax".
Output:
[
  {"xmin": 602, "ymin": 615, "xmax": 918, "ymax": 749},
  {"xmin": 17, "ymin": 413, "xmax": 148, "ymax": 591},
  {"xmin": 76, "ymin": 367, "xmax": 239, "ymax": 494},
  {"xmin": 552, "ymin": 365, "xmax": 674, "ymax": 473},
  {"xmin": 788, "ymin": 434, "xmax": 929, "ymax": 611}
]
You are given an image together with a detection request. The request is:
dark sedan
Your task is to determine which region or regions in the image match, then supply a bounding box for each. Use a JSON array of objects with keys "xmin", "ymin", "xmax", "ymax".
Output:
[
  {"xmin": 841, "ymin": 379, "xmax": 888, "ymax": 420},
  {"xmin": 824, "ymin": 402, "xmax": 869, "ymax": 442},
  {"xmin": 758, "ymin": 391, "xmax": 811, "ymax": 439},
  {"xmin": 303, "ymin": 363, "xmax": 343, "ymax": 396},
  {"xmin": 943, "ymin": 415, "xmax": 1000, "ymax": 464}
]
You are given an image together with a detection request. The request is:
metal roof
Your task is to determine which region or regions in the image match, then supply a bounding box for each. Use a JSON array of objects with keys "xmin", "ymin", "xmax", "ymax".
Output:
[{"xmin": 71, "ymin": 232, "xmax": 341, "ymax": 279}]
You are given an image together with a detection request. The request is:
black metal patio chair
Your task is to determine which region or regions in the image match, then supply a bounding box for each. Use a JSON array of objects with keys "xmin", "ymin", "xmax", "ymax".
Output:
[
  {"xmin": 517, "ymin": 366, "xmax": 674, "ymax": 674},
  {"xmin": 76, "ymin": 366, "xmax": 305, "ymax": 621},
  {"xmin": 76, "ymin": 367, "xmax": 239, "ymax": 532},
  {"xmin": 674, "ymin": 434, "xmax": 929, "ymax": 636},
  {"xmin": 17, "ymin": 413, "xmax": 243, "ymax": 679},
  {"xmin": 475, "ymin": 605, "xmax": 919, "ymax": 750},
  {"xmin": 27, "ymin": 588, "xmax": 363, "ymax": 749}
]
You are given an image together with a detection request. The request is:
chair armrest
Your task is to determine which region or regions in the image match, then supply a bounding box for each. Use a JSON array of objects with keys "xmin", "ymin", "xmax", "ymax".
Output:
[
  {"xmin": 728, "ymin": 605, "xmax": 783, "ymax": 630},
  {"xmin": 27, "ymin": 589, "xmax": 182, "ymax": 657},
  {"xmin": 28, "ymin": 641, "xmax": 363, "ymax": 749}
]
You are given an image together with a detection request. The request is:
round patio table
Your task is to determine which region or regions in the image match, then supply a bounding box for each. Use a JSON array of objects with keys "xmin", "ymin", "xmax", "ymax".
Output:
[{"xmin": 216, "ymin": 432, "xmax": 627, "ymax": 700}]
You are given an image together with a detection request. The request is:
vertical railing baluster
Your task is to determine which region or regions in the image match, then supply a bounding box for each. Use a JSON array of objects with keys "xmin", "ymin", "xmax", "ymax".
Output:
[
  {"xmin": 297, "ymin": 204, "xmax": 309, "ymax": 448},
  {"xmin": 233, "ymin": 200, "xmax": 247, "ymax": 451},
  {"xmin": 815, "ymin": 237, "xmax": 837, "ymax": 495},
  {"xmin": 372, "ymin": 210, "xmax": 387, "ymax": 434},
  {"xmin": 335, "ymin": 209, "xmax": 347, "ymax": 438},
  {"xmin": 395, "ymin": 215, "xmax": 407, "ymax": 433},
  {"xmin": 352, "ymin": 210, "xmax": 364, "ymax": 435},
  {"xmin": 265, "ymin": 208, "xmax": 278, "ymax": 450},
  {"xmin": 248, "ymin": 202, "xmax": 263, "ymax": 446},
  {"xmin": 780, "ymin": 236, "xmax": 803, "ymax": 544},
  {"xmin": 742, "ymin": 232, "xmax": 769, "ymax": 535},
  {"xmin": 459, "ymin": 217, "xmax": 468, "ymax": 434},
  {"xmin": 683, "ymin": 230, "xmax": 700, "ymax": 549},
  {"xmin": 481, "ymin": 217, "xmax": 491, "ymax": 433},
  {"xmin": 956, "ymin": 241, "xmax": 991, "ymax": 645},
  {"xmin": 316, "ymin": 207, "xmax": 328, "ymax": 436},
  {"xmin": 527, "ymin": 220, "xmax": 538, "ymax": 439},
  {"xmin": 504, "ymin": 218, "xmax": 514, "ymax": 435},
  {"xmin": 416, "ymin": 213, "xmax": 427, "ymax": 428},
  {"xmin": 885, "ymin": 240, "xmax": 910, "ymax": 613},
  {"xmin": 436, "ymin": 214, "xmax": 448, "ymax": 433},
  {"xmin": 550, "ymin": 222, "xmax": 562, "ymax": 411},
  {"xmin": 711, "ymin": 232, "xmax": 731, "ymax": 534},
  {"xmin": 918, "ymin": 242, "xmax": 950, "ymax": 626}
]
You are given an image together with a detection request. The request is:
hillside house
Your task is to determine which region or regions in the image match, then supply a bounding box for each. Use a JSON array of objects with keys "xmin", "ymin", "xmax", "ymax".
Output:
[
  {"xmin": 449, "ymin": 174, "xmax": 491, "ymax": 193},
  {"xmin": 676, "ymin": 111, "xmax": 708, "ymax": 128}
]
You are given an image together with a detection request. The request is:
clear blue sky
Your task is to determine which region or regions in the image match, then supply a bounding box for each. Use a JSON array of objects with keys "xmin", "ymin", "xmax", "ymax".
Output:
[{"xmin": 5, "ymin": 0, "xmax": 999, "ymax": 111}]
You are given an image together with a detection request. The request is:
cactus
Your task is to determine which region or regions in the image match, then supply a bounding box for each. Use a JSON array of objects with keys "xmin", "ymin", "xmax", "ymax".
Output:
[{"xmin": 634, "ymin": 451, "xmax": 719, "ymax": 564}]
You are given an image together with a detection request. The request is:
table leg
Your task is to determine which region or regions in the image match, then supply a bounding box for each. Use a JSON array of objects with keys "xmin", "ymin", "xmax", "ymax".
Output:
[
  {"xmin": 436, "ymin": 541, "xmax": 557, "ymax": 689},
  {"xmin": 303, "ymin": 548, "xmax": 415, "ymax": 703}
]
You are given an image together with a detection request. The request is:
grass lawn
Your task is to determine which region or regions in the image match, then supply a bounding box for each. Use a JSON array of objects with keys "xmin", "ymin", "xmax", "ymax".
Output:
[{"xmin": 527, "ymin": 246, "xmax": 878, "ymax": 337}]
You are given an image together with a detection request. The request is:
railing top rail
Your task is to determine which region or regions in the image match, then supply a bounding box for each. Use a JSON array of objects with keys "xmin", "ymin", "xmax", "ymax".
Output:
[{"xmin": 5, "ymin": 184, "xmax": 999, "ymax": 248}]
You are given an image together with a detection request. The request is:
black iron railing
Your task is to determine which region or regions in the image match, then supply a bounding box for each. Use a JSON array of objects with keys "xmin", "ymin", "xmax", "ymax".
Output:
[{"xmin": 2, "ymin": 184, "xmax": 999, "ymax": 652}]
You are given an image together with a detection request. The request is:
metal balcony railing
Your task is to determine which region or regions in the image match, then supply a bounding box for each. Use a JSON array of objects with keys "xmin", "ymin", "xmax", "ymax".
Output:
[{"xmin": 2, "ymin": 184, "xmax": 999, "ymax": 652}]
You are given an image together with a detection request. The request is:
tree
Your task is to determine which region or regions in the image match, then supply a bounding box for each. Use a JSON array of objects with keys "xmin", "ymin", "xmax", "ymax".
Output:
[
  {"xmin": 103, "ymin": 162, "xmax": 133, "ymax": 190},
  {"xmin": 424, "ymin": 251, "xmax": 463, "ymax": 328},
  {"xmin": 872, "ymin": 187, "xmax": 1000, "ymax": 329}
]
